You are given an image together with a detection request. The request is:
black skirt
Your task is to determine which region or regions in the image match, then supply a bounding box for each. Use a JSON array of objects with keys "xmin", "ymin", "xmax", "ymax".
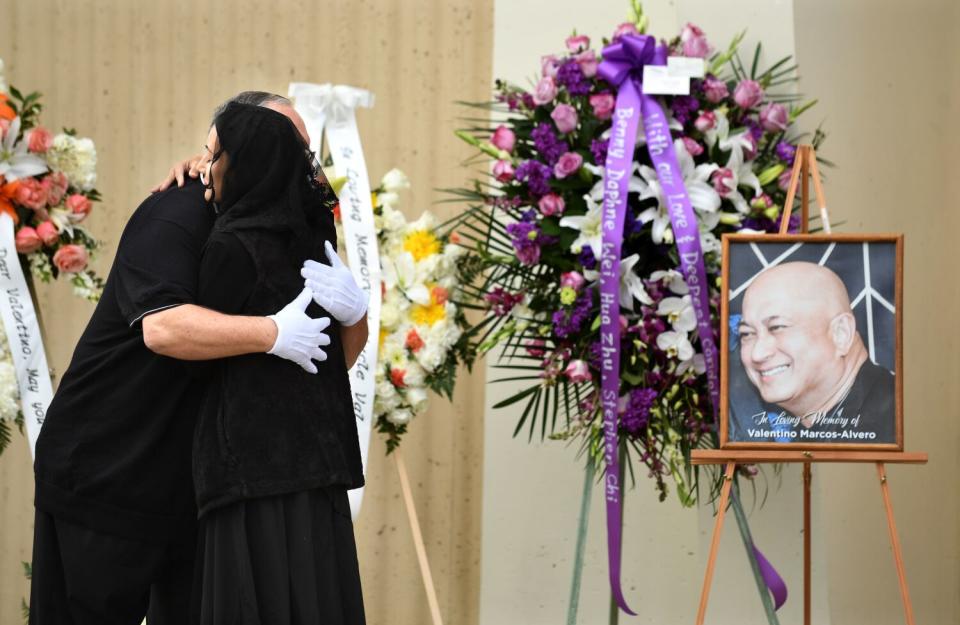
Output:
[{"xmin": 192, "ymin": 487, "xmax": 366, "ymax": 625}]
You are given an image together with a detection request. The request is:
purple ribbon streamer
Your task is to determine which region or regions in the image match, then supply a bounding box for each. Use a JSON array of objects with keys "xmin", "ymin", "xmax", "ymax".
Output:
[
  {"xmin": 597, "ymin": 33, "xmax": 784, "ymax": 614},
  {"xmin": 754, "ymin": 546, "xmax": 789, "ymax": 609}
]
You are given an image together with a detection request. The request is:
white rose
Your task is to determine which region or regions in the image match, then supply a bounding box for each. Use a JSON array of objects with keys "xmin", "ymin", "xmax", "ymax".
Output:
[
  {"xmin": 46, "ymin": 134, "xmax": 97, "ymax": 191},
  {"xmin": 387, "ymin": 408, "xmax": 413, "ymax": 425},
  {"xmin": 403, "ymin": 361, "xmax": 426, "ymax": 387},
  {"xmin": 381, "ymin": 168, "xmax": 410, "ymax": 193},
  {"xmin": 416, "ymin": 343, "xmax": 444, "ymax": 371},
  {"xmin": 406, "ymin": 387, "xmax": 429, "ymax": 414}
]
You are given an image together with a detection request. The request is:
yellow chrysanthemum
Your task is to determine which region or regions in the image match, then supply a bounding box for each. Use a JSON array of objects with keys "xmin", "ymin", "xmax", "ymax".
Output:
[
  {"xmin": 403, "ymin": 229, "xmax": 440, "ymax": 262},
  {"xmin": 379, "ymin": 327, "xmax": 390, "ymax": 349},
  {"xmin": 410, "ymin": 292, "xmax": 446, "ymax": 326}
]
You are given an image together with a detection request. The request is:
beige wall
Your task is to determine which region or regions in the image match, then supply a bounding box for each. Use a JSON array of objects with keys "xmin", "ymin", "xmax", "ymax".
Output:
[{"xmin": 0, "ymin": 1, "xmax": 491, "ymax": 624}]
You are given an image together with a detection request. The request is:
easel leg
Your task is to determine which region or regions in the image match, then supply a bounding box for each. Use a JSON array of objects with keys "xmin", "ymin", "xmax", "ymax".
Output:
[
  {"xmin": 875, "ymin": 462, "xmax": 916, "ymax": 625},
  {"xmin": 696, "ymin": 462, "xmax": 736, "ymax": 625},
  {"xmin": 803, "ymin": 462, "xmax": 812, "ymax": 625},
  {"xmin": 395, "ymin": 449, "xmax": 445, "ymax": 625}
]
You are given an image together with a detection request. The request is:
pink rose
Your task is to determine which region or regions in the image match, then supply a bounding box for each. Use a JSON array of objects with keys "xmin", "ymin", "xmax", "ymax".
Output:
[
  {"xmin": 551, "ymin": 103, "xmax": 578, "ymax": 134},
  {"xmin": 612, "ymin": 22, "xmax": 639, "ymax": 41},
  {"xmin": 682, "ymin": 137, "xmax": 704, "ymax": 157},
  {"xmin": 493, "ymin": 159, "xmax": 515, "ymax": 183},
  {"xmin": 733, "ymin": 79, "xmax": 764, "ymax": 109},
  {"xmin": 680, "ymin": 23, "xmax": 711, "ymax": 58},
  {"xmin": 66, "ymin": 193, "xmax": 93, "ymax": 220},
  {"xmin": 589, "ymin": 93, "xmax": 615, "ymax": 120},
  {"xmin": 565, "ymin": 34, "xmax": 590, "ymax": 52},
  {"xmin": 701, "ymin": 76, "xmax": 729, "ymax": 103},
  {"xmin": 27, "ymin": 127, "xmax": 54, "ymax": 153},
  {"xmin": 533, "ymin": 76, "xmax": 558, "ymax": 105},
  {"xmin": 564, "ymin": 359, "xmax": 591, "ymax": 383},
  {"xmin": 540, "ymin": 55, "xmax": 560, "ymax": 78},
  {"xmin": 574, "ymin": 49, "xmax": 599, "ymax": 78},
  {"xmin": 41, "ymin": 172, "xmax": 68, "ymax": 207},
  {"xmin": 538, "ymin": 193, "xmax": 565, "ymax": 216},
  {"xmin": 694, "ymin": 111, "xmax": 716, "ymax": 132},
  {"xmin": 14, "ymin": 227, "xmax": 42, "ymax": 254},
  {"xmin": 560, "ymin": 271, "xmax": 585, "ymax": 291},
  {"xmin": 36, "ymin": 220, "xmax": 59, "ymax": 246},
  {"xmin": 53, "ymin": 244, "xmax": 89, "ymax": 274},
  {"xmin": 759, "ymin": 102, "xmax": 789, "ymax": 132},
  {"xmin": 15, "ymin": 178, "xmax": 47, "ymax": 211},
  {"xmin": 491, "ymin": 125, "xmax": 516, "ymax": 152},
  {"xmin": 553, "ymin": 152, "xmax": 583, "ymax": 179},
  {"xmin": 711, "ymin": 168, "xmax": 735, "ymax": 196}
]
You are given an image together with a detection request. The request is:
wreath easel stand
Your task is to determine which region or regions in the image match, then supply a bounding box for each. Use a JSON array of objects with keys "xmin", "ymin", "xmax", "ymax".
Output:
[{"xmin": 691, "ymin": 145, "xmax": 927, "ymax": 625}]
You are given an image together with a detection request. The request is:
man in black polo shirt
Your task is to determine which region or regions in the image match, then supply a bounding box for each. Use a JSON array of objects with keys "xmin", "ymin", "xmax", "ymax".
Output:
[{"xmin": 28, "ymin": 91, "xmax": 368, "ymax": 625}]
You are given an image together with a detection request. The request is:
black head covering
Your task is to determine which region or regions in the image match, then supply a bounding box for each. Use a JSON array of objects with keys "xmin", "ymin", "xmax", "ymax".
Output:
[{"xmin": 210, "ymin": 101, "xmax": 332, "ymax": 258}]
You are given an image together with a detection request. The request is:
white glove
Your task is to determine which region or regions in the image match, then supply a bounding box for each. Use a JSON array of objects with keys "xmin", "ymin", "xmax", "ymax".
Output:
[
  {"xmin": 266, "ymin": 287, "xmax": 332, "ymax": 374},
  {"xmin": 301, "ymin": 240, "xmax": 368, "ymax": 326}
]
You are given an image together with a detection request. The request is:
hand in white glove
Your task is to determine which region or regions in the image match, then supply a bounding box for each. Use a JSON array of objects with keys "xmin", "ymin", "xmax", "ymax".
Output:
[
  {"xmin": 301, "ymin": 240, "xmax": 368, "ymax": 326},
  {"xmin": 267, "ymin": 287, "xmax": 332, "ymax": 374}
]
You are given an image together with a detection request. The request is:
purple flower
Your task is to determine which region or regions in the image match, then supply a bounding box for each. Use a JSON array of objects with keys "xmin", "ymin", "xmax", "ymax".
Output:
[
  {"xmin": 531, "ymin": 123, "xmax": 569, "ymax": 166},
  {"xmin": 515, "ymin": 160, "xmax": 553, "ymax": 197},
  {"xmin": 553, "ymin": 290, "xmax": 593, "ymax": 338},
  {"xmin": 776, "ymin": 141, "xmax": 796, "ymax": 164},
  {"xmin": 506, "ymin": 219, "xmax": 545, "ymax": 265},
  {"xmin": 670, "ymin": 95, "xmax": 699, "ymax": 126},
  {"xmin": 556, "ymin": 60, "xmax": 591, "ymax": 96},
  {"xmin": 578, "ymin": 245, "xmax": 597, "ymax": 270},
  {"xmin": 743, "ymin": 116, "xmax": 764, "ymax": 142},
  {"xmin": 701, "ymin": 75, "xmax": 729, "ymax": 103},
  {"xmin": 590, "ymin": 138, "xmax": 609, "ymax": 165},
  {"xmin": 485, "ymin": 287, "xmax": 525, "ymax": 316},
  {"xmin": 733, "ymin": 79, "xmax": 764, "ymax": 109},
  {"xmin": 621, "ymin": 388, "xmax": 658, "ymax": 434}
]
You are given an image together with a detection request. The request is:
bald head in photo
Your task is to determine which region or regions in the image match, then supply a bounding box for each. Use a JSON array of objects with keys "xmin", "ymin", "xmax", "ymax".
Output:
[{"xmin": 737, "ymin": 262, "xmax": 869, "ymax": 420}]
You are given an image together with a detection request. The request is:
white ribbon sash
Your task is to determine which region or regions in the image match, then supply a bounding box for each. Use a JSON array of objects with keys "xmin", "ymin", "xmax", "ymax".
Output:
[
  {"xmin": 0, "ymin": 213, "xmax": 54, "ymax": 457},
  {"xmin": 289, "ymin": 82, "xmax": 380, "ymax": 520}
]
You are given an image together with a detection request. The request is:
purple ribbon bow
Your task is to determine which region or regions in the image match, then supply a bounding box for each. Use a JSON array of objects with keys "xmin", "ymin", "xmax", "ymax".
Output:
[{"xmin": 596, "ymin": 33, "xmax": 787, "ymax": 614}]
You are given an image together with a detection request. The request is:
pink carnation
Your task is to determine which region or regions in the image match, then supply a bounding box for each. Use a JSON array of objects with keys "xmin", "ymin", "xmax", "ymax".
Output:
[
  {"xmin": 491, "ymin": 125, "xmax": 516, "ymax": 153},
  {"xmin": 612, "ymin": 22, "xmax": 639, "ymax": 41},
  {"xmin": 566, "ymin": 35, "xmax": 590, "ymax": 52},
  {"xmin": 493, "ymin": 159, "xmax": 515, "ymax": 183},
  {"xmin": 533, "ymin": 76, "xmax": 558, "ymax": 105},
  {"xmin": 538, "ymin": 193, "xmax": 565, "ymax": 217},
  {"xmin": 27, "ymin": 127, "xmax": 54, "ymax": 154},
  {"xmin": 553, "ymin": 152, "xmax": 583, "ymax": 179},
  {"xmin": 551, "ymin": 103, "xmax": 578, "ymax": 134},
  {"xmin": 589, "ymin": 93, "xmax": 615, "ymax": 121}
]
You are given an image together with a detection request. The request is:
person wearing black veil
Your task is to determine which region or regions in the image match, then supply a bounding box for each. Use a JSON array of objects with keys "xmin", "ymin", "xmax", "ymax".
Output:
[{"xmin": 191, "ymin": 101, "xmax": 366, "ymax": 625}]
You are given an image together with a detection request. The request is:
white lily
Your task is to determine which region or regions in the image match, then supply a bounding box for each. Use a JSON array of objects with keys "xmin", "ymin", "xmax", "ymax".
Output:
[
  {"xmin": 719, "ymin": 147, "xmax": 763, "ymax": 214},
  {"xmin": 656, "ymin": 330, "xmax": 694, "ymax": 361},
  {"xmin": 583, "ymin": 253, "xmax": 653, "ymax": 309},
  {"xmin": 658, "ymin": 295, "xmax": 697, "ymax": 332},
  {"xmin": 381, "ymin": 251, "xmax": 430, "ymax": 304},
  {"xmin": 703, "ymin": 110, "xmax": 754, "ymax": 163},
  {"xmin": 559, "ymin": 193, "xmax": 603, "ymax": 255},
  {"xmin": 0, "ymin": 117, "xmax": 48, "ymax": 181},
  {"xmin": 635, "ymin": 139, "xmax": 721, "ymax": 244},
  {"xmin": 677, "ymin": 353, "xmax": 706, "ymax": 376},
  {"xmin": 650, "ymin": 269, "xmax": 689, "ymax": 295}
]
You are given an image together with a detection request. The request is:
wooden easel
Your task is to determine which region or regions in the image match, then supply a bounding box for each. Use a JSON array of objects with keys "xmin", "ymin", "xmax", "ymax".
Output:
[{"xmin": 692, "ymin": 145, "xmax": 928, "ymax": 625}]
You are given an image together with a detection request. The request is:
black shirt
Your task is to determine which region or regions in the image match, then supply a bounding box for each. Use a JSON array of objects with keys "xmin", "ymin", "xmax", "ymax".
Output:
[
  {"xmin": 731, "ymin": 360, "xmax": 897, "ymax": 445},
  {"xmin": 192, "ymin": 226, "xmax": 363, "ymax": 517},
  {"xmin": 34, "ymin": 180, "xmax": 213, "ymax": 544}
]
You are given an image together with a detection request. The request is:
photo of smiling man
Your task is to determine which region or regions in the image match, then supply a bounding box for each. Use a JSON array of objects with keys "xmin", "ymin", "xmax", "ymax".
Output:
[{"xmin": 721, "ymin": 236, "xmax": 902, "ymax": 447}]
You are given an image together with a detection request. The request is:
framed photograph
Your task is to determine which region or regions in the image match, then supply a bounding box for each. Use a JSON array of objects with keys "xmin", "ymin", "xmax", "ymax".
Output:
[{"xmin": 720, "ymin": 233, "xmax": 903, "ymax": 450}]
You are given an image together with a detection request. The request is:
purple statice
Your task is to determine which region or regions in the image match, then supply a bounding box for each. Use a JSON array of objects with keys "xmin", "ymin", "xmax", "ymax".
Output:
[
  {"xmin": 531, "ymin": 123, "xmax": 569, "ymax": 166},
  {"xmin": 514, "ymin": 160, "xmax": 553, "ymax": 197},
  {"xmin": 621, "ymin": 388, "xmax": 658, "ymax": 434},
  {"xmin": 590, "ymin": 137, "xmax": 609, "ymax": 165},
  {"xmin": 506, "ymin": 219, "xmax": 544, "ymax": 265},
  {"xmin": 776, "ymin": 140, "xmax": 796, "ymax": 164},
  {"xmin": 670, "ymin": 95, "xmax": 700, "ymax": 126},
  {"xmin": 587, "ymin": 341, "xmax": 603, "ymax": 369},
  {"xmin": 578, "ymin": 245, "xmax": 597, "ymax": 270},
  {"xmin": 556, "ymin": 59, "xmax": 591, "ymax": 96},
  {"xmin": 484, "ymin": 287, "xmax": 524, "ymax": 316},
  {"xmin": 553, "ymin": 290, "xmax": 593, "ymax": 338},
  {"xmin": 623, "ymin": 212, "xmax": 643, "ymax": 237},
  {"xmin": 742, "ymin": 212, "xmax": 800, "ymax": 234},
  {"xmin": 743, "ymin": 116, "xmax": 764, "ymax": 141}
]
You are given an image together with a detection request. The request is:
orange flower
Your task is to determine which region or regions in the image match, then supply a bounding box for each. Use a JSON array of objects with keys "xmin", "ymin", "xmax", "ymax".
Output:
[
  {"xmin": 0, "ymin": 179, "xmax": 21, "ymax": 224},
  {"xmin": 0, "ymin": 94, "xmax": 15, "ymax": 121}
]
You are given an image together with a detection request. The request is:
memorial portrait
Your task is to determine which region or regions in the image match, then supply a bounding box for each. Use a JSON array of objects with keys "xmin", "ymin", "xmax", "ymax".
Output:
[{"xmin": 720, "ymin": 234, "xmax": 903, "ymax": 449}]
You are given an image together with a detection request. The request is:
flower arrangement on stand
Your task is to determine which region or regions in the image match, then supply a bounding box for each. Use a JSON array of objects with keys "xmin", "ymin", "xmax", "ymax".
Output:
[
  {"xmin": 0, "ymin": 58, "xmax": 106, "ymax": 455},
  {"xmin": 332, "ymin": 169, "xmax": 473, "ymax": 452}
]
